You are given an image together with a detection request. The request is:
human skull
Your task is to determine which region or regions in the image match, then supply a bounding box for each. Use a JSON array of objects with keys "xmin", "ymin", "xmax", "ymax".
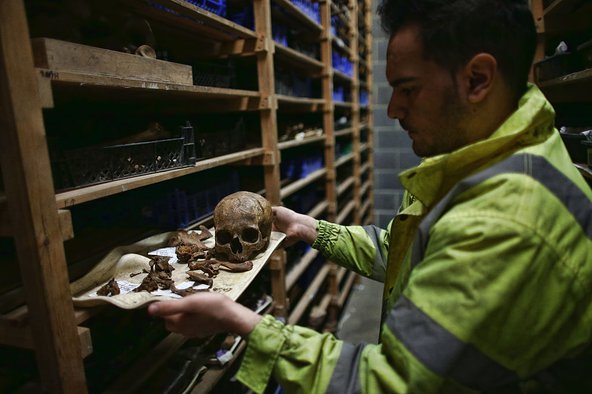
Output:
[{"xmin": 213, "ymin": 191, "xmax": 272, "ymax": 263}]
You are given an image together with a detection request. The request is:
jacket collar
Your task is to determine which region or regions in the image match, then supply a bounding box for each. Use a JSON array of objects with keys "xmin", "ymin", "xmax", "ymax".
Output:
[{"xmin": 399, "ymin": 84, "xmax": 556, "ymax": 209}]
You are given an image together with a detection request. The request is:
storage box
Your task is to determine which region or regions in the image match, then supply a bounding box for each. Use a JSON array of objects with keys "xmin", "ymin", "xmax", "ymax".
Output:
[
  {"xmin": 32, "ymin": 38, "xmax": 193, "ymax": 85},
  {"xmin": 52, "ymin": 137, "xmax": 190, "ymax": 190}
]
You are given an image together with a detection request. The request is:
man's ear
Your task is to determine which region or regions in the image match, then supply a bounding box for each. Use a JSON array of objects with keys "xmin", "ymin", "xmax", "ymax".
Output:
[{"xmin": 463, "ymin": 53, "xmax": 497, "ymax": 103}]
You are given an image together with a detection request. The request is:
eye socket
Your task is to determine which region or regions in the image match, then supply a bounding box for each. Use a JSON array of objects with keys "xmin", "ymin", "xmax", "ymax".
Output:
[
  {"xmin": 216, "ymin": 230, "xmax": 232, "ymax": 245},
  {"xmin": 241, "ymin": 227, "xmax": 260, "ymax": 243}
]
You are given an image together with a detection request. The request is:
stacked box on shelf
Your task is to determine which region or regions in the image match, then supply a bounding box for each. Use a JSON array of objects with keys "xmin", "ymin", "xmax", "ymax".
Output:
[
  {"xmin": 275, "ymin": 68, "xmax": 314, "ymax": 97},
  {"xmin": 51, "ymin": 126, "xmax": 196, "ymax": 191},
  {"xmin": 290, "ymin": 0, "xmax": 320, "ymax": 23},
  {"xmin": 273, "ymin": 23, "xmax": 289, "ymax": 46},
  {"xmin": 192, "ymin": 59, "xmax": 236, "ymax": 88},
  {"xmin": 360, "ymin": 89, "xmax": 369, "ymax": 106},
  {"xmin": 228, "ymin": 4, "xmax": 254, "ymax": 29},
  {"xmin": 195, "ymin": 117, "xmax": 247, "ymax": 159},
  {"xmin": 184, "ymin": 0, "xmax": 226, "ymax": 16},
  {"xmin": 330, "ymin": 15, "xmax": 338, "ymax": 36},
  {"xmin": 335, "ymin": 140, "xmax": 353, "ymax": 159},
  {"xmin": 281, "ymin": 153, "xmax": 324, "ymax": 181},
  {"xmin": 333, "ymin": 85, "xmax": 345, "ymax": 102},
  {"xmin": 284, "ymin": 183, "xmax": 324, "ymax": 213},
  {"xmin": 292, "ymin": 40, "xmax": 320, "ymax": 60},
  {"xmin": 142, "ymin": 171, "xmax": 240, "ymax": 229},
  {"xmin": 332, "ymin": 52, "xmax": 353, "ymax": 77}
]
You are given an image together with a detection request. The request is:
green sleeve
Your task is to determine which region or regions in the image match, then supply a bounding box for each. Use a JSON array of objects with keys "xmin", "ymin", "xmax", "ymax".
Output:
[
  {"xmin": 312, "ymin": 219, "xmax": 391, "ymax": 281},
  {"xmin": 235, "ymin": 314, "xmax": 343, "ymax": 394}
]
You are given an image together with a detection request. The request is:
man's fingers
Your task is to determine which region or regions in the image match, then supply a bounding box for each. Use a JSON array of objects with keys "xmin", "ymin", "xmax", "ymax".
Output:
[{"xmin": 148, "ymin": 299, "xmax": 188, "ymax": 317}]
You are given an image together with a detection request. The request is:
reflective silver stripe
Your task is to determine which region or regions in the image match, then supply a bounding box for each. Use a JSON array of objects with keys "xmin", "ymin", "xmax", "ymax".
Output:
[
  {"xmin": 364, "ymin": 225, "xmax": 387, "ymax": 281},
  {"xmin": 411, "ymin": 153, "xmax": 592, "ymax": 267},
  {"xmin": 387, "ymin": 296, "xmax": 519, "ymax": 390},
  {"xmin": 326, "ymin": 342, "xmax": 364, "ymax": 394}
]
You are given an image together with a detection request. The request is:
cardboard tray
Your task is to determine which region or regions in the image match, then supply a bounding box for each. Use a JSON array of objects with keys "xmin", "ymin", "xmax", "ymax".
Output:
[{"xmin": 71, "ymin": 229, "xmax": 285, "ymax": 309}]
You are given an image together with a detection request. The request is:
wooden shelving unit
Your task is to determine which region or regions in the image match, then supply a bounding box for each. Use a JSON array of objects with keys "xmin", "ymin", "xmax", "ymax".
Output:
[
  {"xmin": 0, "ymin": 0, "xmax": 374, "ymax": 392},
  {"xmin": 532, "ymin": 0, "xmax": 592, "ymax": 187}
]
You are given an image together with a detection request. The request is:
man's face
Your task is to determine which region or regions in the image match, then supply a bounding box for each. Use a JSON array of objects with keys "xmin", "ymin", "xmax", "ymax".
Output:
[{"xmin": 386, "ymin": 24, "xmax": 471, "ymax": 157}]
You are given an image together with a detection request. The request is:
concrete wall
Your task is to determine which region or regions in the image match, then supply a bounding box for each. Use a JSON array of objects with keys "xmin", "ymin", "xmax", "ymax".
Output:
[{"xmin": 371, "ymin": 9, "xmax": 421, "ymax": 228}]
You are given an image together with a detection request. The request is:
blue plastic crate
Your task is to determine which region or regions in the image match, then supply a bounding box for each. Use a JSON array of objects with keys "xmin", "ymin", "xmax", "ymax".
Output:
[
  {"xmin": 273, "ymin": 23, "xmax": 288, "ymax": 46},
  {"xmin": 360, "ymin": 89, "xmax": 369, "ymax": 106},
  {"xmin": 185, "ymin": 0, "xmax": 226, "ymax": 17},
  {"xmin": 228, "ymin": 6, "xmax": 254, "ymax": 29},
  {"xmin": 333, "ymin": 85, "xmax": 344, "ymax": 102}
]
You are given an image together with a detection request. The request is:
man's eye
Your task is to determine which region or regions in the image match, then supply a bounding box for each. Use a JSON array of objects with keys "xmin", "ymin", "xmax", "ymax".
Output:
[
  {"xmin": 395, "ymin": 86, "xmax": 414, "ymax": 96},
  {"xmin": 401, "ymin": 87, "xmax": 413, "ymax": 95}
]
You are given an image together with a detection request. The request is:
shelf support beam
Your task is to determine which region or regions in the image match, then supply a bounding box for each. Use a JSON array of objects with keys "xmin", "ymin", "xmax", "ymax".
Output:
[{"xmin": 0, "ymin": 1, "xmax": 88, "ymax": 393}]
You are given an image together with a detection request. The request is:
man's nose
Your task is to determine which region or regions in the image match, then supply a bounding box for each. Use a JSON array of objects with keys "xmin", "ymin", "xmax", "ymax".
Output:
[{"xmin": 387, "ymin": 92, "xmax": 406, "ymax": 120}]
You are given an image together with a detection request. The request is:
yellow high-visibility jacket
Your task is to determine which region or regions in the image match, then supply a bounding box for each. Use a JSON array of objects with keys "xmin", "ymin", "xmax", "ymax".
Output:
[{"xmin": 236, "ymin": 84, "xmax": 592, "ymax": 393}]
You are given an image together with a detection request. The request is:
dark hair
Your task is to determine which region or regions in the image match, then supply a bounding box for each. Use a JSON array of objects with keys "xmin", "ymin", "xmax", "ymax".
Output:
[{"xmin": 377, "ymin": 0, "xmax": 536, "ymax": 99}]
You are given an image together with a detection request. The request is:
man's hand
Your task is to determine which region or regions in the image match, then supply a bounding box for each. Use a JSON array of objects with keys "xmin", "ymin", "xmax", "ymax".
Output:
[
  {"xmin": 147, "ymin": 292, "xmax": 262, "ymax": 338},
  {"xmin": 272, "ymin": 206, "xmax": 318, "ymax": 247}
]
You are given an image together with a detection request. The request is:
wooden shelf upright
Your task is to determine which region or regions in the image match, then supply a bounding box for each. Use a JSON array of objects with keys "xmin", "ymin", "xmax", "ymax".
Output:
[{"xmin": 0, "ymin": 0, "xmax": 375, "ymax": 391}]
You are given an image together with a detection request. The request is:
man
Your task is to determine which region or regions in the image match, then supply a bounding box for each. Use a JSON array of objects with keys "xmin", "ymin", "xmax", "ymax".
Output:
[{"xmin": 149, "ymin": 0, "xmax": 592, "ymax": 392}]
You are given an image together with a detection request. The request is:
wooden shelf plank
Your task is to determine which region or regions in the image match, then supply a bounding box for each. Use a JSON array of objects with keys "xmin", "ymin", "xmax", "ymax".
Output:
[
  {"xmin": 278, "ymin": 134, "xmax": 325, "ymax": 150},
  {"xmin": 360, "ymin": 198, "xmax": 372, "ymax": 219},
  {"xmin": 1, "ymin": 302, "xmax": 101, "ymax": 327},
  {"xmin": 288, "ymin": 263, "xmax": 330, "ymax": 324},
  {"xmin": 0, "ymin": 206, "xmax": 73, "ymax": 241},
  {"xmin": 308, "ymin": 265, "xmax": 347, "ymax": 327},
  {"xmin": 574, "ymin": 163, "xmax": 592, "ymax": 180},
  {"xmin": 543, "ymin": 0, "xmax": 592, "ymax": 33},
  {"xmin": 334, "ymin": 101, "xmax": 354, "ymax": 109},
  {"xmin": 40, "ymin": 69, "xmax": 261, "ymax": 103},
  {"xmin": 538, "ymin": 68, "xmax": 592, "ymax": 88},
  {"xmin": 105, "ymin": 332, "xmax": 189, "ymax": 393},
  {"xmin": 286, "ymin": 248, "xmax": 319, "ymax": 290},
  {"xmin": 360, "ymin": 162, "xmax": 371, "ymax": 175},
  {"xmin": 538, "ymin": 68, "xmax": 592, "ymax": 102},
  {"xmin": 53, "ymin": 148, "xmax": 264, "ymax": 209},
  {"xmin": 360, "ymin": 180, "xmax": 371, "ymax": 197},
  {"xmin": 0, "ymin": 323, "xmax": 93, "ymax": 358},
  {"xmin": 275, "ymin": 43, "xmax": 324, "ymax": 74},
  {"xmin": 335, "ymin": 152, "xmax": 354, "ymax": 167},
  {"xmin": 307, "ymin": 200, "xmax": 329, "ymax": 218},
  {"xmin": 127, "ymin": 0, "xmax": 257, "ymax": 41},
  {"xmin": 277, "ymin": 94, "xmax": 325, "ymax": 111},
  {"xmin": 336, "ymin": 200, "xmax": 355, "ymax": 224},
  {"xmin": 337, "ymin": 176, "xmax": 355, "ymax": 196},
  {"xmin": 280, "ymin": 168, "xmax": 327, "ymax": 200},
  {"xmin": 274, "ymin": 0, "xmax": 323, "ymax": 34},
  {"xmin": 334, "ymin": 127, "xmax": 354, "ymax": 137},
  {"xmin": 333, "ymin": 69, "xmax": 354, "ymax": 83},
  {"xmin": 332, "ymin": 36, "xmax": 353, "ymax": 58},
  {"xmin": 337, "ymin": 271, "xmax": 357, "ymax": 307}
]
